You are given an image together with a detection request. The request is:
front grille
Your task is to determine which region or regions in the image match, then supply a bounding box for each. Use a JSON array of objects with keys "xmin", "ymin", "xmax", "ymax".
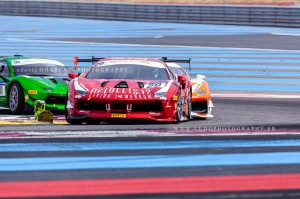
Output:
[
  {"xmin": 132, "ymin": 103, "xmax": 162, "ymax": 112},
  {"xmin": 45, "ymin": 96, "xmax": 65, "ymax": 104},
  {"xmin": 111, "ymin": 103, "xmax": 126, "ymax": 111},
  {"xmin": 77, "ymin": 101, "xmax": 106, "ymax": 111},
  {"xmin": 192, "ymin": 101, "xmax": 207, "ymax": 113}
]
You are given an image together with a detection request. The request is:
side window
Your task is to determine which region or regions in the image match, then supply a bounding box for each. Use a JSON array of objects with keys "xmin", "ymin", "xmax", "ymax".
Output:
[{"xmin": 0, "ymin": 61, "xmax": 9, "ymax": 77}]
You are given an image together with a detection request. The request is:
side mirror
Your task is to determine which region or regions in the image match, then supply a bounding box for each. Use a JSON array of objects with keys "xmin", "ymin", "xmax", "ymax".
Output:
[
  {"xmin": 68, "ymin": 73, "xmax": 78, "ymax": 79},
  {"xmin": 178, "ymin": 75, "xmax": 186, "ymax": 84},
  {"xmin": 178, "ymin": 75, "xmax": 187, "ymax": 89}
]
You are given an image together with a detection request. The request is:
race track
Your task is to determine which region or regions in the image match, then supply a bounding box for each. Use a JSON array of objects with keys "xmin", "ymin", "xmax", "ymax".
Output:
[{"xmin": 0, "ymin": 15, "xmax": 300, "ymax": 199}]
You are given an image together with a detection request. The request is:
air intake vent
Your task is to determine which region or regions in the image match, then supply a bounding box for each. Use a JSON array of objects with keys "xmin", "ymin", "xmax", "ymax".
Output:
[
  {"xmin": 137, "ymin": 82, "xmax": 144, "ymax": 88},
  {"xmin": 101, "ymin": 81, "xmax": 109, "ymax": 87},
  {"xmin": 115, "ymin": 81, "xmax": 128, "ymax": 88},
  {"xmin": 49, "ymin": 78, "xmax": 57, "ymax": 84}
]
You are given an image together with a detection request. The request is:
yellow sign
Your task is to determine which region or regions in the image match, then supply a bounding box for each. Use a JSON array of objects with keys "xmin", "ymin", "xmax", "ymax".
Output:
[
  {"xmin": 28, "ymin": 90, "xmax": 37, "ymax": 94},
  {"xmin": 111, "ymin": 114, "xmax": 126, "ymax": 118},
  {"xmin": 173, "ymin": 95, "xmax": 178, "ymax": 100}
]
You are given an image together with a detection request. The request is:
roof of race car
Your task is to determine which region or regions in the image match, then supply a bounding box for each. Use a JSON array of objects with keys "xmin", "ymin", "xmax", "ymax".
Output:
[
  {"xmin": 0, "ymin": 55, "xmax": 64, "ymax": 66},
  {"xmin": 93, "ymin": 57, "xmax": 166, "ymax": 68},
  {"xmin": 166, "ymin": 62, "xmax": 181, "ymax": 68}
]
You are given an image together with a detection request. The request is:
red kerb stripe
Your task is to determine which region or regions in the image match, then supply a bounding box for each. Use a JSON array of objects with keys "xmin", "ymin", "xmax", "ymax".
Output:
[{"xmin": 1, "ymin": 174, "xmax": 300, "ymax": 198}]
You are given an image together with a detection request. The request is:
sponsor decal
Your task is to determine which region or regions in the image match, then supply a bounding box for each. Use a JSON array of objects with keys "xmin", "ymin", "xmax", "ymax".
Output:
[
  {"xmin": 96, "ymin": 59, "xmax": 165, "ymax": 68},
  {"xmin": 28, "ymin": 90, "xmax": 37, "ymax": 94},
  {"xmin": 111, "ymin": 113, "xmax": 126, "ymax": 118},
  {"xmin": 12, "ymin": 59, "xmax": 64, "ymax": 66},
  {"xmin": 144, "ymin": 82, "xmax": 166, "ymax": 88},
  {"xmin": 89, "ymin": 88, "xmax": 153, "ymax": 99}
]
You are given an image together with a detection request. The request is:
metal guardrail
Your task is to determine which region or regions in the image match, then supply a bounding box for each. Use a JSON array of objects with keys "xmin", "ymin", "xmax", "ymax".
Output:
[{"xmin": 0, "ymin": 1, "xmax": 299, "ymax": 27}]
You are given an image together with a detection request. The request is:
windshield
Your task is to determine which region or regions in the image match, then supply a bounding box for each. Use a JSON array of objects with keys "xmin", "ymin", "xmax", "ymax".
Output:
[
  {"xmin": 13, "ymin": 63, "xmax": 69, "ymax": 77},
  {"xmin": 169, "ymin": 66, "xmax": 187, "ymax": 75},
  {"xmin": 86, "ymin": 64, "xmax": 170, "ymax": 80}
]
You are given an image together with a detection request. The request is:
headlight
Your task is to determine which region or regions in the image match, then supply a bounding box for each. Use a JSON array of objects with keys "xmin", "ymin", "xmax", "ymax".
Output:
[
  {"xmin": 74, "ymin": 79, "xmax": 87, "ymax": 96},
  {"xmin": 42, "ymin": 88, "xmax": 53, "ymax": 92},
  {"xmin": 76, "ymin": 90, "xmax": 87, "ymax": 96},
  {"xmin": 154, "ymin": 91, "xmax": 166, "ymax": 97}
]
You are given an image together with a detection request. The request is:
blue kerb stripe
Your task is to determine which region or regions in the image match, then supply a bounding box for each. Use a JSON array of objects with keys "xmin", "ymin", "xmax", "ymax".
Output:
[
  {"xmin": 1, "ymin": 140, "xmax": 300, "ymax": 152},
  {"xmin": 0, "ymin": 152, "xmax": 300, "ymax": 171}
]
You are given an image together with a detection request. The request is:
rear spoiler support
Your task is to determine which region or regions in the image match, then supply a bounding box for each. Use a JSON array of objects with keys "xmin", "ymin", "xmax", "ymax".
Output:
[
  {"xmin": 160, "ymin": 57, "xmax": 192, "ymax": 71},
  {"xmin": 74, "ymin": 56, "xmax": 105, "ymax": 70}
]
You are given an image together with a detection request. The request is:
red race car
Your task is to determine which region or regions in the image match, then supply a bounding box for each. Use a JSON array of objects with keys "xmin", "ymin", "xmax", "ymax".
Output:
[{"xmin": 65, "ymin": 57, "xmax": 192, "ymax": 124}]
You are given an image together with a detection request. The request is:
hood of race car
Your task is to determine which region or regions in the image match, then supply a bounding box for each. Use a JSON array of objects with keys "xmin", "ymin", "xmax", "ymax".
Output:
[
  {"xmin": 16, "ymin": 75, "xmax": 69, "ymax": 94},
  {"xmin": 77, "ymin": 78, "xmax": 173, "ymax": 100}
]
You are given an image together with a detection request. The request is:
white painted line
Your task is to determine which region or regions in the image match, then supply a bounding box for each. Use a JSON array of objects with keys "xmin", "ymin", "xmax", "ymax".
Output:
[
  {"xmin": 1, "ymin": 130, "xmax": 300, "ymax": 139},
  {"xmin": 271, "ymin": 32, "xmax": 300, "ymax": 37},
  {"xmin": 7, "ymin": 38, "xmax": 300, "ymax": 52},
  {"xmin": 212, "ymin": 93, "xmax": 300, "ymax": 99}
]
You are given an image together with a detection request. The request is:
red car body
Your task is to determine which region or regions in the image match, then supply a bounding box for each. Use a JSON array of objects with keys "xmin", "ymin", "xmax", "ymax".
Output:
[{"xmin": 65, "ymin": 57, "xmax": 192, "ymax": 124}]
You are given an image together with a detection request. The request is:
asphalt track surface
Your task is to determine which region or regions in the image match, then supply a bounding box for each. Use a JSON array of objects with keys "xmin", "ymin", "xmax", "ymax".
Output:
[{"xmin": 0, "ymin": 16, "xmax": 300, "ymax": 199}]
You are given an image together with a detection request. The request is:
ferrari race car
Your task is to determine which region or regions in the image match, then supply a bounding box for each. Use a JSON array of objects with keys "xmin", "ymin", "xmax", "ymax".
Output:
[
  {"xmin": 167, "ymin": 62, "xmax": 213, "ymax": 119},
  {"xmin": 0, "ymin": 55, "xmax": 70, "ymax": 114},
  {"xmin": 65, "ymin": 57, "xmax": 192, "ymax": 124}
]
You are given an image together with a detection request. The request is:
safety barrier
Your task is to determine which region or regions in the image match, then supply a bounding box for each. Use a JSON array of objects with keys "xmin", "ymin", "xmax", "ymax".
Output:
[{"xmin": 0, "ymin": 1, "xmax": 300, "ymax": 27}]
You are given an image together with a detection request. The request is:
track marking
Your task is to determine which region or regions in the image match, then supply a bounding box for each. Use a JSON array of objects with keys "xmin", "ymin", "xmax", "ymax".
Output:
[
  {"xmin": 2, "ymin": 140, "xmax": 300, "ymax": 152},
  {"xmin": 211, "ymin": 93, "xmax": 300, "ymax": 99},
  {"xmin": 0, "ymin": 120, "xmax": 68, "ymax": 125},
  {"xmin": 0, "ymin": 174, "xmax": 300, "ymax": 197},
  {"xmin": 1, "ymin": 152, "xmax": 300, "ymax": 171},
  {"xmin": 6, "ymin": 38, "xmax": 300, "ymax": 52},
  {"xmin": 271, "ymin": 32, "xmax": 300, "ymax": 37}
]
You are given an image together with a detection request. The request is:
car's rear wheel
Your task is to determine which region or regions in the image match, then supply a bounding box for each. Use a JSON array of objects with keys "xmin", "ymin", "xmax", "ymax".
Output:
[{"xmin": 9, "ymin": 83, "xmax": 24, "ymax": 114}]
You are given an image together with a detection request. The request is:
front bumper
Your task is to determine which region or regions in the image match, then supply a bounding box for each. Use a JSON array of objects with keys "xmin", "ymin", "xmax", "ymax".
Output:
[{"xmin": 67, "ymin": 99, "xmax": 177, "ymax": 122}]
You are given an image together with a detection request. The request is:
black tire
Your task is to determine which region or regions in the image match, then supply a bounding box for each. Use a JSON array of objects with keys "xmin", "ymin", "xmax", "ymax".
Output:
[
  {"xmin": 65, "ymin": 94, "xmax": 83, "ymax": 125},
  {"xmin": 187, "ymin": 88, "xmax": 192, "ymax": 120},
  {"xmin": 9, "ymin": 83, "xmax": 24, "ymax": 114},
  {"xmin": 175, "ymin": 88, "xmax": 183, "ymax": 123},
  {"xmin": 85, "ymin": 119, "xmax": 99, "ymax": 125}
]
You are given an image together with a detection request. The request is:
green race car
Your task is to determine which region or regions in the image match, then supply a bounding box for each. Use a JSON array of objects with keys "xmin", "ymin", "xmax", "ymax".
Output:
[{"xmin": 0, "ymin": 55, "xmax": 70, "ymax": 114}]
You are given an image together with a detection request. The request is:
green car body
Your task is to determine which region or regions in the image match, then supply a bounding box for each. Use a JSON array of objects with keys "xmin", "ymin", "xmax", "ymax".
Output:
[{"xmin": 0, "ymin": 55, "xmax": 69, "ymax": 114}]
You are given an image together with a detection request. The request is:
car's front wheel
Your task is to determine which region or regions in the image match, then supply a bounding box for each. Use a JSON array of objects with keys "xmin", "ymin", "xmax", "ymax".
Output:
[
  {"xmin": 9, "ymin": 83, "xmax": 24, "ymax": 114},
  {"xmin": 187, "ymin": 90, "xmax": 192, "ymax": 120},
  {"xmin": 175, "ymin": 88, "xmax": 183, "ymax": 123}
]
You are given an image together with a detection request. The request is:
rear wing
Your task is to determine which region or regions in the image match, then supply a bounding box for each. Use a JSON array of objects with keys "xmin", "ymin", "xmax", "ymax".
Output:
[
  {"xmin": 73, "ymin": 56, "xmax": 192, "ymax": 70},
  {"xmin": 74, "ymin": 56, "xmax": 105, "ymax": 70},
  {"xmin": 160, "ymin": 57, "xmax": 191, "ymax": 71}
]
